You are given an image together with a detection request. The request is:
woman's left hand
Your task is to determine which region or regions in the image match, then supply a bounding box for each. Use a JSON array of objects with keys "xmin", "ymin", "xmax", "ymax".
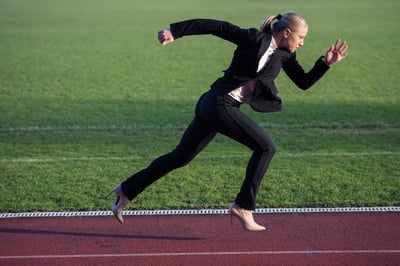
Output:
[
  {"xmin": 158, "ymin": 29, "xmax": 174, "ymax": 45},
  {"xmin": 324, "ymin": 39, "xmax": 348, "ymax": 67}
]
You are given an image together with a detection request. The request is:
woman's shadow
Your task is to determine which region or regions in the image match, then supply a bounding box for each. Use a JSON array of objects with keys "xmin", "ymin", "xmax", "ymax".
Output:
[{"xmin": 0, "ymin": 227, "xmax": 204, "ymax": 241}]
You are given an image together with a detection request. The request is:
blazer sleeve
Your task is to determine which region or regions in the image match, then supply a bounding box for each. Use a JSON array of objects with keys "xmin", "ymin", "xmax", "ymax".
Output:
[
  {"xmin": 169, "ymin": 19, "xmax": 260, "ymax": 46},
  {"xmin": 283, "ymin": 54, "xmax": 330, "ymax": 90}
]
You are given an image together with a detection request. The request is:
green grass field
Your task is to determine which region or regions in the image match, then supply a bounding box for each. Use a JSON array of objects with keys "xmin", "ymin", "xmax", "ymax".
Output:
[{"xmin": 1, "ymin": 0, "xmax": 399, "ymax": 212}]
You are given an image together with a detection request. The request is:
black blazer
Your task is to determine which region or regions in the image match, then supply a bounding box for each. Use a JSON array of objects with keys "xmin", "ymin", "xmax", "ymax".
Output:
[{"xmin": 170, "ymin": 19, "xmax": 330, "ymax": 112}]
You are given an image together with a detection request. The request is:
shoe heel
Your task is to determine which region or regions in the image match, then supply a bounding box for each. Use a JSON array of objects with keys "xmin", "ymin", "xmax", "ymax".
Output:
[
  {"xmin": 108, "ymin": 184, "xmax": 130, "ymax": 224},
  {"xmin": 228, "ymin": 202, "xmax": 266, "ymax": 231},
  {"xmin": 229, "ymin": 204, "xmax": 237, "ymax": 230},
  {"xmin": 104, "ymin": 185, "xmax": 118, "ymax": 199},
  {"xmin": 104, "ymin": 190, "xmax": 114, "ymax": 199}
]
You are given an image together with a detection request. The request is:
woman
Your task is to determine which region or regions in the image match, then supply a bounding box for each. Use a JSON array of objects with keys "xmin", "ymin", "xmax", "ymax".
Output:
[{"xmin": 108, "ymin": 11, "xmax": 348, "ymax": 231}]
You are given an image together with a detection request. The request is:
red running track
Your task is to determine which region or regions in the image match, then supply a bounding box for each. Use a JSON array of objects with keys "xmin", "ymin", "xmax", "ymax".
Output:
[{"xmin": 1, "ymin": 212, "xmax": 399, "ymax": 265}]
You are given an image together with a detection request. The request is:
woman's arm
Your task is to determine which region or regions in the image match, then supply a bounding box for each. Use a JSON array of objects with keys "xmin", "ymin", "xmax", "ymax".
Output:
[
  {"xmin": 158, "ymin": 19, "xmax": 260, "ymax": 46},
  {"xmin": 283, "ymin": 39, "xmax": 348, "ymax": 90},
  {"xmin": 282, "ymin": 55, "xmax": 330, "ymax": 90}
]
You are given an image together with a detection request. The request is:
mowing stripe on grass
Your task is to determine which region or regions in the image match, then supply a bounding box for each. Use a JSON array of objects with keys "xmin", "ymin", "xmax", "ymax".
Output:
[
  {"xmin": 1, "ymin": 122, "xmax": 399, "ymax": 132},
  {"xmin": 1, "ymin": 151, "xmax": 399, "ymax": 164}
]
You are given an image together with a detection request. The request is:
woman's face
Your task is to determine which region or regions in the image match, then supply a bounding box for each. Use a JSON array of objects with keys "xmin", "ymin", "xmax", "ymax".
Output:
[{"xmin": 280, "ymin": 25, "xmax": 308, "ymax": 53}]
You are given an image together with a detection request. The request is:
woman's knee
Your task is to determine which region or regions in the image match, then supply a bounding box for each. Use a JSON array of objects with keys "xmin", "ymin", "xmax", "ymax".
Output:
[{"xmin": 258, "ymin": 139, "xmax": 276, "ymax": 155}]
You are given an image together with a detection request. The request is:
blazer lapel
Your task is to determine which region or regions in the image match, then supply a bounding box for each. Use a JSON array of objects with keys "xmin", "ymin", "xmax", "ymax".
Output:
[
  {"xmin": 257, "ymin": 33, "xmax": 272, "ymax": 60},
  {"xmin": 258, "ymin": 49, "xmax": 293, "ymax": 75}
]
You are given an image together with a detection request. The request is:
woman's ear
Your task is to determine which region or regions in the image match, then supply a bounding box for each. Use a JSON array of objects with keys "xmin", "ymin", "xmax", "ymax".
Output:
[{"xmin": 282, "ymin": 28, "xmax": 291, "ymax": 38}]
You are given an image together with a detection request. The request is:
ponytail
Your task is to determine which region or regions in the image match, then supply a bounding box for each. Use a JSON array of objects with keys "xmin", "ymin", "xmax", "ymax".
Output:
[
  {"xmin": 260, "ymin": 11, "xmax": 307, "ymax": 33},
  {"xmin": 259, "ymin": 14, "xmax": 281, "ymax": 33}
]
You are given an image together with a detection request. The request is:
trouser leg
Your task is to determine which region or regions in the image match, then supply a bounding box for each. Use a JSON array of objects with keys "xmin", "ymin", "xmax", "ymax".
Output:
[
  {"xmin": 121, "ymin": 106, "xmax": 216, "ymax": 201},
  {"xmin": 120, "ymin": 91, "xmax": 275, "ymax": 209},
  {"xmin": 210, "ymin": 95, "xmax": 276, "ymax": 210}
]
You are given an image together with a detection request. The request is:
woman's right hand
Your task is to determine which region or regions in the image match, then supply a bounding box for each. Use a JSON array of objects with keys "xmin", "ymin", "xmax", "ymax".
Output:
[{"xmin": 158, "ymin": 29, "xmax": 174, "ymax": 45}]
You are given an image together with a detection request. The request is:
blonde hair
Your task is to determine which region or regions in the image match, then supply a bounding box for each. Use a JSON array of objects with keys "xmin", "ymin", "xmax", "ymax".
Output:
[{"xmin": 260, "ymin": 11, "xmax": 307, "ymax": 33}]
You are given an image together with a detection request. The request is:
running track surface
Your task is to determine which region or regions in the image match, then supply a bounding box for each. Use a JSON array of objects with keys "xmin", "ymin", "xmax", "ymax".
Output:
[{"xmin": 1, "ymin": 212, "xmax": 399, "ymax": 265}]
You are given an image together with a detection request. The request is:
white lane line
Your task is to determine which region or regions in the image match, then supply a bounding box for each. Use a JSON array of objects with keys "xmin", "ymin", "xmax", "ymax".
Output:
[
  {"xmin": 1, "ymin": 250, "xmax": 400, "ymax": 259},
  {"xmin": 1, "ymin": 207, "xmax": 399, "ymax": 219},
  {"xmin": 2, "ymin": 151, "xmax": 399, "ymax": 163}
]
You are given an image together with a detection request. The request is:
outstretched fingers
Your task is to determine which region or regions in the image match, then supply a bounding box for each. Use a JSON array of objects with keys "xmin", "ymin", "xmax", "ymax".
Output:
[
  {"xmin": 335, "ymin": 39, "xmax": 348, "ymax": 57},
  {"xmin": 324, "ymin": 39, "xmax": 349, "ymax": 66}
]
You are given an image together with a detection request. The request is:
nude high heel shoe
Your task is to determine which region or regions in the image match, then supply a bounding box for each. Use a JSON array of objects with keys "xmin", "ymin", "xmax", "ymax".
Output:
[
  {"xmin": 229, "ymin": 202, "xmax": 266, "ymax": 231},
  {"xmin": 106, "ymin": 184, "xmax": 130, "ymax": 224}
]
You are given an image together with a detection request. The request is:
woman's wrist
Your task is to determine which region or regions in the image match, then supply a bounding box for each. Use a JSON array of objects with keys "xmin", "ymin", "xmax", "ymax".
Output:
[{"xmin": 322, "ymin": 56, "xmax": 333, "ymax": 67}]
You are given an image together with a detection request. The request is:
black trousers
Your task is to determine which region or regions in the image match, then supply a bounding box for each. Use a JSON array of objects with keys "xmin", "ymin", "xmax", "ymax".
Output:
[{"xmin": 121, "ymin": 90, "xmax": 276, "ymax": 210}]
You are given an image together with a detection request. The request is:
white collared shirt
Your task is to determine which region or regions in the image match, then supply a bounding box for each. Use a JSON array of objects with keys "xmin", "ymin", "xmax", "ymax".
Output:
[
  {"xmin": 257, "ymin": 36, "xmax": 277, "ymax": 72},
  {"xmin": 228, "ymin": 37, "xmax": 278, "ymax": 103}
]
